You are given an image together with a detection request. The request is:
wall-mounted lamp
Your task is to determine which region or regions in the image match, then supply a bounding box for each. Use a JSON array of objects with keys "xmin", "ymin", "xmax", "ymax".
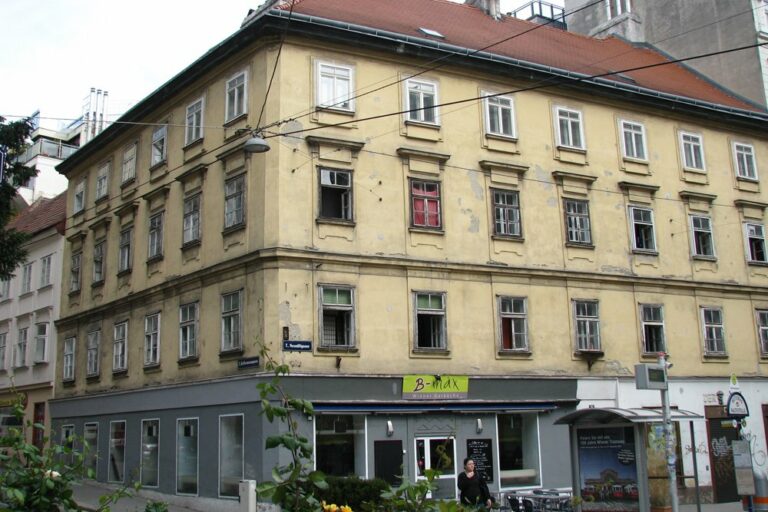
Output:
[
  {"xmin": 476, "ymin": 418, "xmax": 483, "ymax": 434},
  {"xmin": 386, "ymin": 420, "xmax": 394, "ymax": 437},
  {"xmin": 243, "ymin": 133, "xmax": 271, "ymax": 153}
]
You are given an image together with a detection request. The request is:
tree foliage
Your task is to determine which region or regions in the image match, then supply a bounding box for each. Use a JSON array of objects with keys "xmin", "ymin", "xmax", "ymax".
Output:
[{"xmin": 0, "ymin": 116, "xmax": 36, "ymax": 280}]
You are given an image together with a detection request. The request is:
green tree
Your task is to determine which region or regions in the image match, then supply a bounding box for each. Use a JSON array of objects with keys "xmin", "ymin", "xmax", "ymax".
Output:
[{"xmin": 0, "ymin": 116, "xmax": 36, "ymax": 280}]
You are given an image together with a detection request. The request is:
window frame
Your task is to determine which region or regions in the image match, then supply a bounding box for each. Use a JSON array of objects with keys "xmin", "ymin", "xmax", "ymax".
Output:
[
  {"xmin": 573, "ymin": 300, "xmax": 601, "ymax": 352},
  {"xmin": 185, "ymin": 97, "xmax": 205, "ymax": 145},
  {"xmin": 756, "ymin": 309, "xmax": 768, "ymax": 357},
  {"xmin": 318, "ymin": 168, "xmax": 353, "ymax": 221},
  {"xmin": 733, "ymin": 142, "xmax": 758, "ymax": 181},
  {"xmin": 74, "ymin": 180, "xmax": 86, "ymax": 214},
  {"xmin": 40, "ymin": 254, "xmax": 52, "ymax": 287},
  {"xmin": 93, "ymin": 240, "xmax": 106, "ymax": 283},
  {"xmin": 498, "ymin": 296, "xmax": 528, "ymax": 352},
  {"xmin": 15, "ymin": 327, "xmax": 28, "ymax": 367},
  {"xmin": 34, "ymin": 322, "xmax": 48, "ymax": 363},
  {"xmin": 555, "ymin": 106, "xmax": 585, "ymax": 150},
  {"xmin": 0, "ymin": 333, "xmax": 6, "ymax": 370},
  {"xmin": 95, "ymin": 161, "xmax": 110, "ymax": 200},
  {"xmin": 679, "ymin": 130, "xmax": 706, "ymax": 171},
  {"xmin": 86, "ymin": 328, "xmax": 101, "ymax": 377},
  {"xmin": 744, "ymin": 222, "xmax": 768, "ymax": 263},
  {"xmin": 118, "ymin": 227, "xmax": 133, "ymax": 272},
  {"xmin": 316, "ymin": 61, "xmax": 354, "ymax": 112},
  {"xmin": 225, "ymin": 70, "xmax": 248, "ymax": 122},
  {"xmin": 70, "ymin": 252, "xmax": 82, "ymax": 293},
  {"xmin": 410, "ymin": 179, "xmax": 442, "ymax": 230},
  {"xmin": 701, "ymin": 306, "xmax": 726, "ymax": 356},
  {"xmin": 224, "ymin": 175, "xmax": 245, "ymax": 229},
  {"xmin": 221, "ymin": 290, "xmax": 242, "ymax": 353},
  {"xmin": 176, "ymin": 417, "xmax": 200, "ymax": 496},
  {"xmin": 150, "ymin": 124, "xmax": 168, "ymax": 167},
  {"xmin": 182, "ymin": 194, "xmax": 201, "ymax": 245},
  {"xmin": 0, "ymin": 278, "xmax": 10, "ymax": 300},
  {"xmin": 108, "ymin": 420, "xmax": 127, "ymax": 483},
  {"xmin": 484, "ymin": 93, "xmax": 516, "ymax": 139},
  {"xmin": 413, "ymin": 291, "xmax": 447, "ymax": 350},
  {"xmin": 63, "ymin": 336, "xmax": 75, "ymax": 381},
  {"xmin": 147, "ymin": 211, "xmax": 164, "ymax": 260},
  {"xmin": 218, "ymin": 413, "xmax": 245, "ymax": 498},
  {"xmin": 140, "ymin": 418, "xmax": 160, "ymax": 488},
  {"xmin": 564, "ymin": 199, "xmax": 592, "ymax": 245},
  {"xmin": 121, "ymin": 142, "xmax": 138, "ymax": 184},
  {"xmin": 113, "ymin": 321, "xmax": 128, "ymax": 372},
  {"xmin": 629, "ymin": 206, "xmax": 656, "ymax": 253},
  {"xmin": 144, "ymin": 312, "xmax": 161, "ymax": 366},
  {"xmin": 639, "ymin": 304, "xmax": 665, "ymax": 355},
  {"xmin": 405, "ymin": 78, "xmax": 439, "ymax": 125},
  {"xmin": 179, "ymin": 301, "xmax": 199, "ymax": 360},
  {"xmin": 21, "ymin": 263, "xmax": 32, "ymax": 294},
  {"xmin": 319, "ymin": 285, "xmax": 355, "ymax": 349},
  {"xmin": 690, "ymin": 214, "xmax": 716, "ymax": 258},
  {"xmin": 619, "ymin": 119, "xmax": 647, "ymax": 161},
  {"xmin": 606, "ymin": 0, "xmax": 631, "ymax": 19},
  {"xmin": 492, "ymin": 189, "xmax": 522, "ymax": 238}
]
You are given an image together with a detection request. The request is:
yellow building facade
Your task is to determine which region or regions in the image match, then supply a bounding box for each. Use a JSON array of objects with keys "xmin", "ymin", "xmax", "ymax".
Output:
[{"xmin": 51, "ymin": 0, "xmax": 768, "ymax": 506}]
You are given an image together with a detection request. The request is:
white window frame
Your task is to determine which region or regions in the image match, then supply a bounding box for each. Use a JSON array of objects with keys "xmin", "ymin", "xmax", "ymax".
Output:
[
  {"xmin": 15, "ymin": 327, "xmax": 27, "ymax": 367},
  {"xmin": 140, "ymin": 418, "xmax": 161, "ymax": 488},
  {"xmin": 405, "ymin": 78, "xmax": 439, "ymax": 125},
  {"xmin": 745, "ymin": 222, "xmax": 768, "ymax": 263},
  {"xmin": 21, "ymin": 263, "xmax": 32, "ymax": 293},
  {"xmin": 606, "ymin": 0, "xmax": 631, "ymax": 19},
  {"xmin": 573, "ymin": 300, "xmax": 600, "ymax": 352},
  {"xmin": 629, "ymin": 206, "xmax": 656, "ymax": 252},
  {"xmin": 121, "ymin": 142, "xmax": 138, "ymax": 184},
  {"xmin": 113, "ymin": 321, "xmax": 128, "ymax": 372},
  {"xmin": 690, "ymin": 215, "xmax": 715, "ymax": 258},
  {"xmin": 95, "ymin": 161, "xmax": 110, "ymax": 200},
  {"xmin": 40, "ymin": 254, "xmax": 52, "ymax": 287},
  {"xmin": 679, "ymin": 130, "xmax": 706, "ymax": 171},
  {"xmin": 484, "ymin": 93, "xmax": 516, "ymax": 138},
  {"xmin": 119, "ymin": 227, "xmax": 132, "ymax": 272},
  {"xmin": 756, "ymin": 309, "xmax": 768, "ymax": 356},
  {"xmin": 70, "ymin": 252, "xmax": 82, "ymax": 292},
  {"xmin": 144, "ymin": 313, "xmax": 161, "ymax": 366},
  {"xmin": 564, "ymin": 199, "xmax": 592, "ymax": 245},
  {"xmin": 498, "ymin": 296, "xmax": 528, "ymax": 352},
  {"xmin": 93, "ymin": 240, "xmax": 105, "ymax": 283},
  {"xmin": 74, "ymin": 180, "xmax": 86, "ymax": 213},
  {"xmin": 414, "ymin": 291, "xmax": 447, "ymax": 350},
  {"xmin": 218, "ymin": 413, "xmax": 245, "ymax": 499},
  {"xmin": 319, "ymin": 168, "xmax": 353, "ymax": 221},
  {"xmin": 555, "ymin": 106, "xmax": 585, "ymax": 149},
  {"xmin": 179, "ymin": 302, "xmax": 199, "ymax": 359},
  {"xmin": 0, "ymin": 333, "xmax": 6, "ymax": 370},
  {"xmin": 733, "ymin": 142, "xmax": 758, "ymax": 181},
  {"xmin": 225, "ymin": 71, "xmax": 247, "ymax": 122},
  {"xmin": 183, "ymin": 194, "xmax": 201, "ymax": 245},
  {"xmin": 640, "ymin": 304, "xmax": 665, "ymax": 354},
  {"xmin": 316, "ymin": 61, "xmax": 354, "ymax": 111},
  {"xmin": 63, "ymin": 336, "xmax": 75, "ymax": 381},
  {"xmin": 701, "ymin": 306, "xmax": 726, "ymax": 355},
  {"xmin": 619, "ymin": 119, "xmax": 647, "ymax": 161},
  {"xmin": 0, "ymin": 278, "xmax": 10, "ymax": 300},
  {"xmin": 185, "ymin": 97, "xmax": 204, "ymax": 145},
  {"xmin": 221, "ymin": 291, "xmax": 242, "ymax": 352},
  {"xmin": 34, "ymin": 322, "xmax": 48, "ymax": 363},
  {"xmin": 151, "ymin": 124, "xmax": 167, "ymax": 167},
  {"xmin": 224, "ymin": 175, "xmax": 245, "ymax": 229},
  {"xmin": 86, "ymin": 329, "xmax": 101, "ymax": 377},
  {"xmin": 148, "ymin": 211, "xmax": 164, "ymax": 259},
  {"xmin": 319, "ymin": 285, "xmax": 355, "ymax": 348}
]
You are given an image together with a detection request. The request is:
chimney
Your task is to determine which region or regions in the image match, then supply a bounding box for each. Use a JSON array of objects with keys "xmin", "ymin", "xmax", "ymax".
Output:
[{"xmin": 465, "ymin": 0, "xmax": 502, "ymax": 19}]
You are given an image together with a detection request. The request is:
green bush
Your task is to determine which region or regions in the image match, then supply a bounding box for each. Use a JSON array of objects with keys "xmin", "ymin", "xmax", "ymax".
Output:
[{"xmin": 311, "ymin": 476, "xmax": 390, "ymax": 509}]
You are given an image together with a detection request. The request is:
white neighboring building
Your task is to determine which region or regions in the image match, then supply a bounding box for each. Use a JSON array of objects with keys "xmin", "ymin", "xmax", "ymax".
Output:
[{"xmin": 0, "ymin": 193, "xmax": 66, "ymax": 446}]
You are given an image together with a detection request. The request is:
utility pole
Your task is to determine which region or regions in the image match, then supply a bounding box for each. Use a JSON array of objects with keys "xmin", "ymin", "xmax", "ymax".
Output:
[{"xmin": 658, "ymin": 353, "xmax": 679, "ymax": 512}]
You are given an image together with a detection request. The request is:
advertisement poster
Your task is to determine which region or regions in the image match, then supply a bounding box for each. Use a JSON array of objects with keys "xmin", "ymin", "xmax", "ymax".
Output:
[{"xmin": 578, "ymin": 427, "xmax": 639, "ymax": 512}]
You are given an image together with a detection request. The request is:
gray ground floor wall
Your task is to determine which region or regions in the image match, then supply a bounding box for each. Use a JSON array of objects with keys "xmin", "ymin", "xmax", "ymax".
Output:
[{"xmin": 50, "ymin": 374, "xmax": 578, "ymax": 502}]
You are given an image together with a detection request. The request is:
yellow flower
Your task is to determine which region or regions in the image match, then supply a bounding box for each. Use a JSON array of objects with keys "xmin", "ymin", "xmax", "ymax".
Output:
[{"xmin": 341, "ymin": 506, "xmax": 353, "ymax": 512}]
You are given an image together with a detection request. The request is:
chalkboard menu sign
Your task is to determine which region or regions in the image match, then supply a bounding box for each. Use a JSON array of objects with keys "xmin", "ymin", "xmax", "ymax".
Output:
[{"xmin": 466, "ymin": 438, "xmax": 493, "ymax": 481}]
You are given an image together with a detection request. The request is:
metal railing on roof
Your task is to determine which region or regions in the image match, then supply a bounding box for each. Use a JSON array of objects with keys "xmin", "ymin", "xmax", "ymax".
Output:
[
  {"xmin": 510, "ymin": 0, "xmax": 567, "ymax": 29},
  {"xmin": 19, "ymin": 139, "xmax": 79, "ymax": 164}
]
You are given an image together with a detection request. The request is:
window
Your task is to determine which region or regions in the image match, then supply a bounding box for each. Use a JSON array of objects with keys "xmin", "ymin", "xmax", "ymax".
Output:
[
  {"xmin": 757, "ymin": 310, "xmax": 768, "ymax": 356},
  {"xmin": 141, "ymin": 419, "xmax": 160, "ymax": 487},
  {"xmin": 629, "ymin": 206, "xmax": 656, "ymax": 252},
  {"xmin": 74, "ymin": 180, "xmax": 86, "ymax": 213},
  {"xmin": 640, "ymin": 304, "xmax": 665, "ymax": 354},
  {"xmin": 406, "ymin": 79, "xmax": 438, "ymax": 124},
  {"xmin": 620, "ymin": 120, "xmax": 646, "ymax": 160},
  {"xmin": 185, "ymin": 97, "xmax": 204, "ymax": 144},
  {"xmin": 224, "ymin": 175, "xmax": 245, "ymax": 229},
  {"xmin": 177, "ymin": 418, "xmax": 199, "ymax": 495},
  {"xmin": 564, "ymin": 199, "xmax": 592, "ymax": 245},
  {"xmin": 183, "ymin": 195, "xmax": 201, "ymax": 245},
  {"xmin": 315, "ymin": 415, "xmax": 364, "ymax": 478},
  {"xmin": 556, "ymin": 107, "xmax": 584, "ymax": 149},
  {"xmin": 21, "ymin": 263, "xmax": 32, "ymax": 293},
  {"xmin": 226, "ymin": 71, "xmax": 247, "ymax": 121},
  {"xmin": 63, "ymin": 337, "xmax": 75, "ymax": 381},
  {"xmin": 40, "ymin": 254, "xmax": 52, "ymax": 287},
  {"xmin": 498, "ymin": 414, "xmax": 541, "ymax": 487},
  {"xmin": 34, "ymin": 323, "xmax": 48, "ymax": 363},
  {"xmin": 121, "ymin": 143, "xmax": 137, "ymax": 183},
  {"xmin": 745, "ymin": 223, "xmax": 767, "ymax": 263},
  {"xmin": 179, "ymin": 302, "xmax": 198, "ymax": 359},
  {"xmin": 320, "ymin": 286, "xmax": 354, "ymax": 348},
  {"xmin": 493, "ymin": 189, "xmax": 522, "ymax": 237},
  {"xmin": 86, "ymin": 329, "xmax": 100, "ymax": 377},
  {"xmin": 83, "ymin": 423, "xmax": 98, "ymax": 477},
  {"xmin": 15, "ymin": 327, "xmax": 27, "ymax": 367},
  {"xmin": 680, "ymin": 131, "xmax": 705, "ymax": 170},
  {"xmin": 118, "ymin": 227, "xmax": 132, "ymax": 272},
  {"xmin": 148, "ymin": 212, "xmax": 164, "ymax": 259},
  {"xmin": 701, "ymin": 307, "xmax": 725, "ymax": 355},
  {"xmin": 499, "ymin": 297, "xmax": 528, "ymax": 351},
  {"xmin": 221, "ymin": 291, "xmax": 242, "ymax": 352},
  {"xmin": 607, "ymin": 0, "xmax": 631, "ymax": 18},
  {"xmin": 690, "ymin": 215, "xmax": 715, "ymax": 258},
  {"xmin": 151, "ymin": 124, "xmax": 167, "ymax": 166},
  {"xmin": 108, "ymin": 421, "xmax": 126, "ymax": 483},
  {"xmin": 317, "ymin": 62, "xmax": 353, "ymax": 111},
  {"xmin": 61, "ymin": 424, "xmax": 75, "ymax": 466},
  {"xmin": 144, "ymin": 313, "xmax": 160, "ymax": 366},
  {"xmin": 733, "ymin": 143, "xmax": 757, "ymax": 180},
  {"xmin": 484, "ymin": 94, "xmax": 516, "ymax": 138},
  {"xmin": 414, "ymin": 292, "xmax": 446, "ymax": 349},
  {"xmin": 70, "ymin": 252, "xmax": 82, "ymax": 292},
  {"xmin": 113, "ymin": 321, "xmax": 127, "ymax": 371},
  {"xmin": 219, "ymin": 415, "xmax": 244, "ymax": 497},
  {"xmin": 93, "ymin": 240, "xmax": 105, "ymax": 283},
  {"xmin": 95, "ymin": 161, "xmax": 110, "ymax": 200},
  {"xmin": 0, "ymin": 333, "xmax": 6, "ymax": 370},
  {"xmin": 319, "ymin": 169, "xmax": 352, "ymax": 220},
  {"xmin": 0, "ymin": 279, "xmax": 9, "ymax": 300},
  {"xmin": 574, "ymin": 300, "xmax": 600, "ymax": 351},
  {"xmin": 410, "ymin": 180, "xmax": 441, "ymax": 229}
]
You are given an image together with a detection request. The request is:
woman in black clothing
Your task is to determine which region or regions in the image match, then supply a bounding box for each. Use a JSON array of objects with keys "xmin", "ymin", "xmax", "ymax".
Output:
[{"xmin": 457, "ymin": 458, "xmax": 492, "ymax": 509}]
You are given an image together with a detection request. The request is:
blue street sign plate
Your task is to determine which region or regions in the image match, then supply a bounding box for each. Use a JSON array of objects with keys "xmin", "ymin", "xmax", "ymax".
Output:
[{"xmin": 283, "ymin": 340, "xmax": 312, "ymax": 352}]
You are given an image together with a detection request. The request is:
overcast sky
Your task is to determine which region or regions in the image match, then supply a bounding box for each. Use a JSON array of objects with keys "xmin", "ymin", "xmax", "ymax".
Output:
[{"xmin": 0, "ymin": 0, "xmax": 557, "ymax": 130}]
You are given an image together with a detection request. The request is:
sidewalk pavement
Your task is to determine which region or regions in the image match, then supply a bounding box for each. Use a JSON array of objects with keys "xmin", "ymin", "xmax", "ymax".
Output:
[{"xmin": 72, "ymin": 480, "xmax": 221, "ymax": 512}]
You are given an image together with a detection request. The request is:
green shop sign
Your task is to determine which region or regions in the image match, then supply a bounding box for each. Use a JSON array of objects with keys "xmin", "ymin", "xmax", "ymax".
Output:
[{"xmin": 402, "ymin": 375, "xmax": 469, "ymax": 400}]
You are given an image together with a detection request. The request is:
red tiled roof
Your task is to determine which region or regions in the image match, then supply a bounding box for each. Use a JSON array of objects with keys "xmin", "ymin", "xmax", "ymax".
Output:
[
  {"xmin": 8, "ymin": 193, "xmax": 66, "ymax": 236},
  {"xmin": 281, "ymin": 0, "xmax": 756, "ymax": 111}
]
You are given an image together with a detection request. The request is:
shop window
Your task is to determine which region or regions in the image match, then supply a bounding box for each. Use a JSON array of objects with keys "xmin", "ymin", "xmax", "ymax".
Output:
[
  {"xmin": 316, "ymin": 415, "xmax": 366, "ymax": 477},
  {"xmin": 141, "ymin": 419, "xmax": 160, "ymax": 487},
  {"xmin": 108, "ymin": 421, "xmax": 126, "ymax": 483},
  {"xmin": 83, "ymin": 423, "xmax": 98, "ymax": 477},
  {"xmin": 176, "ymin": 418, "xmax": 199, "ymax": 495},
  {"xmin": 0, "ymin": 405, "xmax": 23, "ymax": 437},
  {"xmin": 497, "ymin": 413, "xmax": 540, "ymax": 488},
  {"xmin": 219, "ymin": 414, "xmax": 244, "ymax": 497},
  {"xmin": 61, "ymin": 424, "xmax": 76, "ymax": 466}
]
